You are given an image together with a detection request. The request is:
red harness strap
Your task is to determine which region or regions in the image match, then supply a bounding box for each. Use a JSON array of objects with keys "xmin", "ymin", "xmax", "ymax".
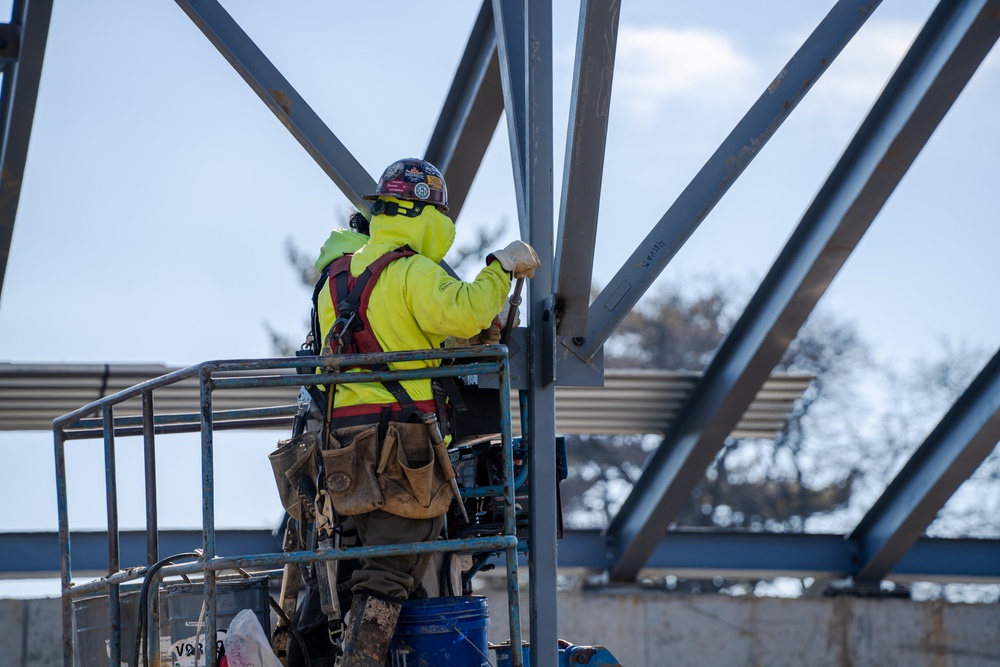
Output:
[{"xmin": 324, "ymin": 248, "xmax": 423, "ymax": 423}]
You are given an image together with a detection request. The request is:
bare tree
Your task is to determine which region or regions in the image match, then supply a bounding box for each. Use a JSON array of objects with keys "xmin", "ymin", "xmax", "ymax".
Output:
[
  {"xmin": 562, "ymin": 279, "xmax": 870, "ymax": 532},
  {"xmin": 606, "ymin": 278, "xmax": 737, "ymax": 371},
  {"xmin": 560, "ymin": 434, "xmax": 649, "ymax": 529}
]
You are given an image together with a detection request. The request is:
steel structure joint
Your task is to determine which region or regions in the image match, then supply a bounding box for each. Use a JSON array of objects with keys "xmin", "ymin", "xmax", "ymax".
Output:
[{"xmin": 554, "ymin": 335, "xmax": 604, "ymax": 387}]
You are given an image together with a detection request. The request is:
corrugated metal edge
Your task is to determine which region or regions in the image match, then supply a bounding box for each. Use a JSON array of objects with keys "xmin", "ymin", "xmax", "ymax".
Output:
[{"xmin": 0, "ymin": 363, "xmax": 813, "ymax": 438}]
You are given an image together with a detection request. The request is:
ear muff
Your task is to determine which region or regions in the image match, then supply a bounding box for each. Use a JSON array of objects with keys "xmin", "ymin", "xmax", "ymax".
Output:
[{"xmin": 371, "ymin": 198, "xmax": 427, "ymax": 219}]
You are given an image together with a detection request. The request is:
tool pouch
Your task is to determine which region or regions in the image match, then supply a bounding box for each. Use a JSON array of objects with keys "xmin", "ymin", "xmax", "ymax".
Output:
[
  {"xmin": 321, "ymin": 426, "xmax": 385, "ymax": 516},
  {"xmin": 377, "ymin": 423, "xmax": 453, "ymax": 519},
  {"xmin": 269, "ymin": 432, "xmax": 320, "ymax": 523}
]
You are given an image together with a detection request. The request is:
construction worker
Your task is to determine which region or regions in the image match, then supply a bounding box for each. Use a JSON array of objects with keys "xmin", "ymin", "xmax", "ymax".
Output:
[
  {"xmin": 316, "ymin": 157, "xmax": 540, "ymax": 666},
  {"xmin": 273, "ymin": 209, "xmax": 372, "ymax": 667}
]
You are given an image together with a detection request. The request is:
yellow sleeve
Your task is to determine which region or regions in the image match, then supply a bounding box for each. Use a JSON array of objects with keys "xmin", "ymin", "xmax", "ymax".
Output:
[{"xmin": 402, "ymin": 257, "xmax": 512, "ymax": 340}]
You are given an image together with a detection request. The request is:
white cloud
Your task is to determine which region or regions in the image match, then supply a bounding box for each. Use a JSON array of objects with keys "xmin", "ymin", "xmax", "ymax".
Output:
[
  {"xmin": 809, "ymin": 20, "xmax": 920, "ymax": 113},
  {"xmin": 614, "ymin": 25, "xmax": 757, "ymax": 120}
]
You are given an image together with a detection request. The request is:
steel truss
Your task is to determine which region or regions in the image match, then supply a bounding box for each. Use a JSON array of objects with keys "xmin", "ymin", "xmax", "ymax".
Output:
[
  {"xmin": 167, "ymin": 0, "xmax": 1000, "ymax": 658},
  {"xmin": 605, "ymin": 0, "xmax": 1000, "ymax": 582},
  {"xmin": 1, "ymin": 1, "xmax": 998, "ymax": 665}
]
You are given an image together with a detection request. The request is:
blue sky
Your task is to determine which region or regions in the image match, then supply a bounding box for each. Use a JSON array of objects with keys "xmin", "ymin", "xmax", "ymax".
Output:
[{"xmin": 1, "ymin": 1, "xmax": 998, "ymax": 593}]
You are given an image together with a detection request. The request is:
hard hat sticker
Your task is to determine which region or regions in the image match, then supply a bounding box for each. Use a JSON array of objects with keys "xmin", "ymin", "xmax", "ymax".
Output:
[
  {"xmin": 421, "ymin": 161, "xmax": 441, "ymax": 176},
  {"xmin": 413, "ymin": 182, "xmax": 431, "ymax": 199},
  {"xmin": 426, "ymin": 175, "xmax": 443, "ymax": 191},
  {"xmin": 383, "ymin": 180, "xmax": 409, "ymax": 194},
  {"xmin": 382, "ymin": 162, "xmax": 404, "ymax": 179},
  {"xmin": 403, "ymin": 166, "xmax": 426, "ymax": 183}
]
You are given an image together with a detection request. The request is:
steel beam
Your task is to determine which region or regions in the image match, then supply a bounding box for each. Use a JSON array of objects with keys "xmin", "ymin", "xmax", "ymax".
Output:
[
  {"xmin": 554, "ymin": 0, "xmax": 620, "ymax": 338},
  {"xmin": 891, "ymin": 536, "xmax": 1000, "ymax": 583},
  {"xmin": 0, "ymin": 0, "xmax": 53, "ymax": 301},
  {"xmin": 565, "ymin": 0, "xmax": 884, "ymax": 362},
  {"xmin": 524, "ymin": 0, "xmax": 558, "ymax": 663},
  {"xmin": 0, "ymin": 530, "xmax": 282, "ymax": 577},
  {"xmin": 425, "ymin": 0, "xmax": 504, "ymax": 222},
  {"xmin": 709, "ymin": 533, "xmax": 994, "ymax": 584},
  {"xmin": 173, "ymin": 0, "xmax": 374, "ymax": 213},
  {"xmin": 557, "ymin": 531, "xmax": 1000, "ymax": 583},
  {"xmin": 851, "ymin": 348, "xmax": 1000, "ymax": 583},
  {"xmin": 493, "ymin": 0, "xmax": 529, "ymax": 236},
  {"xmin": 7, "ymin": 529, "xmax": 999, "ymax": 583},
  {"xmin": 605, "ymin": 0, "xmax": 1000, "ymax": 582}
]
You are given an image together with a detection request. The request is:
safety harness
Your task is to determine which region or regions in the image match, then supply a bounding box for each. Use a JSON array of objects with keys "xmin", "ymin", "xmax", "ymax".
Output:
[
  {"xmin": 311, "ymin": 246, "xmax": 464, "ymax": 433},
  {"xmin": 285, "ymin": 243, "xmax": 471, "ymax": 661},
  {"xmin": 322, "ymin": 247, "xmax": 428, "ymax": 420}
]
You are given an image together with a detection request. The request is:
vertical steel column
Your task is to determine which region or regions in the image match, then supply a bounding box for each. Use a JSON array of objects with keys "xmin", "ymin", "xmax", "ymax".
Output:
[
  {"xmin": 200, "ymin": 367, "xmax": 219, "ymax": 666},
  {"xmin": 524, "ymin": 0, "xmax": 558, "ymax": 664},
  {"xmin": 54, "ymin": 426, "xmax": 72, "ymax": 667},
  {"xmin": 103, "ymin": 405, "xmax": 123, "ymax": 666}
]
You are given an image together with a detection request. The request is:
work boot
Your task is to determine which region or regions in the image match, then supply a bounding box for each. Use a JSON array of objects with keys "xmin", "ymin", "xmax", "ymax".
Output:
[{"xmin": 339, "ymin": 593, "xmax": 401, "ymax": 667}]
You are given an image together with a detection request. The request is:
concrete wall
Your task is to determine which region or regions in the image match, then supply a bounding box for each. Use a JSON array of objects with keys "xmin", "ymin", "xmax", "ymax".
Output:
[
  {"xmin": 3, "ymin": 591, "xmax": 998, "ymax": 666},
  {"xmin": 0, "ymin": 597, "xmax": 64, "ymax": 667},
  {"xmin": 483, "ymin": 588, "xmax": 1000, "ymax": 667}
]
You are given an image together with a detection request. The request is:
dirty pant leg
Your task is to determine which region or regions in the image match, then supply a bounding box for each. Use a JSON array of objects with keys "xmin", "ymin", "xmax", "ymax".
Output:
[{"xmin": 350, "ymin": 509, "xmax": 445, "ymax": 601}]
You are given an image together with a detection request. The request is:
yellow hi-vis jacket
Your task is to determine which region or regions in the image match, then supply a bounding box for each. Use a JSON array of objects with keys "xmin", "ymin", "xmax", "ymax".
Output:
[{"xmin": 315, "ymin": 199, "xmax": 511, "ymax": 412}]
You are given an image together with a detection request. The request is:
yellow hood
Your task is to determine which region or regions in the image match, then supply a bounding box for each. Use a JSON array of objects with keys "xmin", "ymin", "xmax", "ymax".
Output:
[
  {"xmin": 314, "ymin": 228, "xmax": 369, "ymax": 273},
  {"xmin": 351, "ymin": 197, "xmax": 455, "ymax": 275}
]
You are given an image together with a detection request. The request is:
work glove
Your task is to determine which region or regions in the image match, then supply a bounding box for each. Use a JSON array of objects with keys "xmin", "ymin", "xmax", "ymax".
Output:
[
  {"xmin": 488, "ymin": 240, "xmax": 541, "ymax": 279},
  {"xmin": 442, "ymin": 335, "xmax": 474, "ymax": 349},
  {"xmin": 477, "ymin": 316, "xmax": 503, "ymax": 345},
  {"xmin": 442, "ymin": 315, "xmax": 503, "ymax": 348}
]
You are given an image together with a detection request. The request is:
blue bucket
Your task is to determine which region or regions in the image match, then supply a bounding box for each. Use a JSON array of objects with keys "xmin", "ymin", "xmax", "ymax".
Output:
[
  {"xmin": 389, "ymin": 596, "xmax": 490, "ymax": 667},
  {"xmin": 493, "ymin": 642, "xmax": 530, "ymax": 667}
]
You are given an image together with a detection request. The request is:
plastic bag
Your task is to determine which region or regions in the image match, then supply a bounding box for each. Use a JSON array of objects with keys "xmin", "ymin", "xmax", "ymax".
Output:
[{"xmin": 222, "ymin": 609, "xmax": 283, "ymax": 667}]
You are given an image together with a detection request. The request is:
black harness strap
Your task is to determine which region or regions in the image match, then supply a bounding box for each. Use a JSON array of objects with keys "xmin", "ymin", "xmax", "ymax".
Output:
[
  {"xmin": 310, "ymin": 264, "xmax": 331, "ymax": 355},
  {"xmin": 435, "ymin": 378, "xmax": 467, "ymax": 413}
]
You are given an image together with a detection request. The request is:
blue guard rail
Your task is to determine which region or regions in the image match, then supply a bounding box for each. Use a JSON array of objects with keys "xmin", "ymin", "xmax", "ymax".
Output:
[{"xmin": 53, "ymin": 345, "xmax": 524, "ymax": 667}]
